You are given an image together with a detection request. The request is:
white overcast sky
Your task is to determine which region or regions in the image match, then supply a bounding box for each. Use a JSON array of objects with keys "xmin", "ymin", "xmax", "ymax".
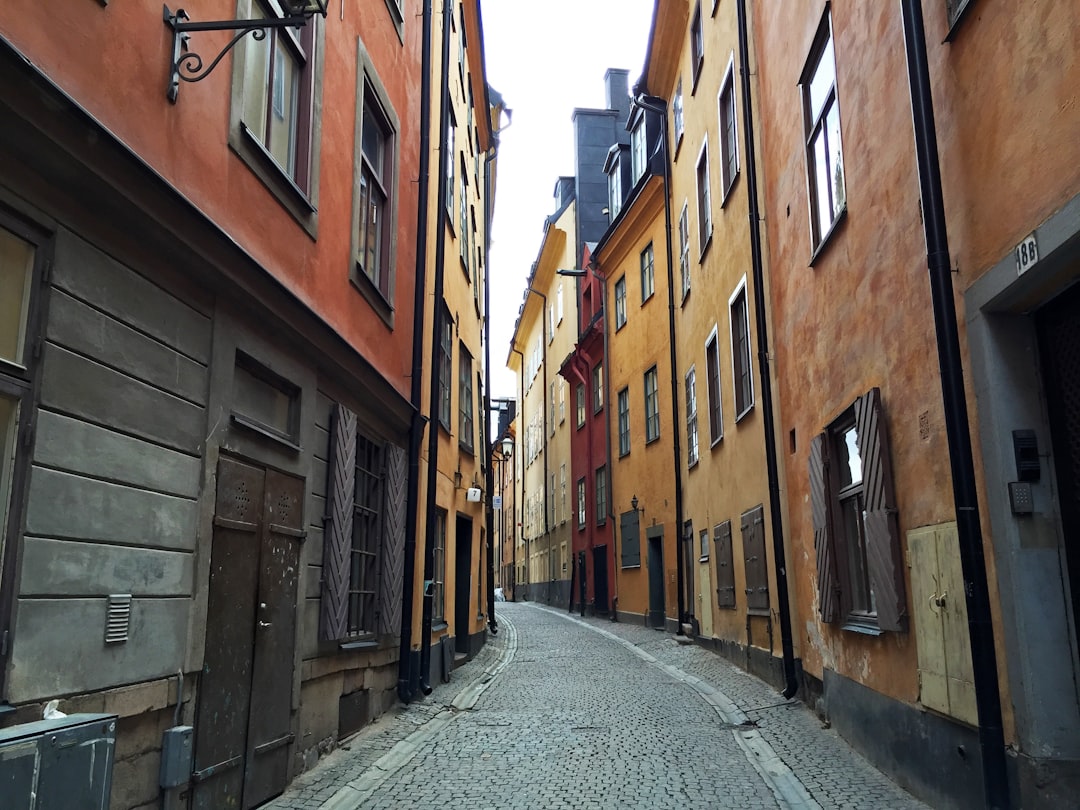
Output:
[{"xmin": 482, "ymin": 0, "xmax": 655, "ymax": 398}]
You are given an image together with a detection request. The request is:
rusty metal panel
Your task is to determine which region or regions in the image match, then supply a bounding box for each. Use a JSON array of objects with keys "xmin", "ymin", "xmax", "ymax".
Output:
[
  {"xmin": 193, "ymin": 457, "xmax": 262, "ymax": 810},
  {"xmin": 244, "ymin": 469, "xmax": 303, "ymax": 809},
  {"xmin": 741, "ymin": 505, "xmax": 769, "ymax": 613},
  {"xmin": 855, "ymin": 388, "xmax": 907, "ymax": 631},
  {"xmin": 714, "ymin": 521, "xmax": 736, "ymax": 608},
  {"xmin": 320, "ymin": 405, "xmax": 356, "ymax": 641},
  {"xmin": 810, "ymin": 432, "xmax": 839, "ymax": 622}
]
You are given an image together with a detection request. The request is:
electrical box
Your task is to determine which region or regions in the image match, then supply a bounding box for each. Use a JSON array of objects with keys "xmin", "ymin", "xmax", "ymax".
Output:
[
  {"xmin": 0, "ymin": 713, "xmax": 117, "ymax": 810},
  {"xmin": 160, "ymin": 725, "xmax": 194, "ymax": 788},
  {"xmin": 1009, "ymin": 481, "xmax": 1034, "ymax": 515}
]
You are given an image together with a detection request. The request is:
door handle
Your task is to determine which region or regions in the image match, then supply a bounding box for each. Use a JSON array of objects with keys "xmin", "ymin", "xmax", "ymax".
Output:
[{"xmin": 259, "ymin": 620, "xmax": 272, "ymax": 628}]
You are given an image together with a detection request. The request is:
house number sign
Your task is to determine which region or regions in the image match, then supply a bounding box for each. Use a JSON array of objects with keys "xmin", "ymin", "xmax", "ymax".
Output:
[{"xmin": 1015, "ymin": 231, "xmax": 1039, "ymax": 275}]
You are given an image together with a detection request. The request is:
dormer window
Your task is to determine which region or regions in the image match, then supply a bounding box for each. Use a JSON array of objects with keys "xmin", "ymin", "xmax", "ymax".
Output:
[
  {"xmin": 630, "ymin": 117, "xmax": 647, "ymax": 184},
  {"xmin": 605, "ymin": 146, "xmax": 623, "ymax": 222}
]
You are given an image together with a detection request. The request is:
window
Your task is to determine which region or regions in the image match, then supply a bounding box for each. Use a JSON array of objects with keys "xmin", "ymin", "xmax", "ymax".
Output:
[
  {"xmin": 730, "ymin": 281, "xmax": 753, "ymax": 419},
  {"xmin": 595, "ymin": 466, "xmax": 607, "ymax": 525},
  {"xmin": 705, "ymin": 329, "xmax": 723, "ymax": 445},
  {"xmin": 446, "ymin": 112, "xmax": 456, "ymax": 215},
  {"xmin": 690, "ymin": 2, "xmax": 704, "ymax": 89},
  {"xmin": 615, "ymin": 276, "xmax": 627, "ymax": 329},
  {"xmin": 696, "ymin": 142, "xmax": 712, "ymax": 253},
  {"xmin": 346, "ymin": 435, "xmax": 384, "ymax": 635},
  {"xmin": 433, "ymin": 509, "xmax": 447, "ymax": 621},
  {"xmin": 577, "ymin": 478, "xmax": 587, "ymax": 529},
  {"xmin": 559, "ymin": 378, "xmax": 566, "ymax": 423},
  {"xmin": 679, "ymin": 203, "xmax": 690, "ymax": 300},
  {"xmin": 592, "ymin": 363, "xmax": 604, "ymax": 412},
  {"xmin": 557, "ymin": 282, "xmax": 564, "ymax": 324},
  {"xmin": 947, "ymin": 0, "xmax": 975, "ymax": 28},
  {"xmin": 741, "ymin": 504, "xmax": 769, "ymax": 614},
  {"xmin": 644, "ymin": 366, "xmax": 660, "ymax": 443},
  {"xmin": 801, "ymin": 10, "xmax": 846, "ymax": 250},
  {"xmin": 438, "ymin": 306, "xmax": 452, "ymax": 429},
  {"xmin": 699, "ymin": 528, "xmax": 709, "ymax": 561},
  {"xmin": 617, "ymin": 387, "xmax": 630, "ymax": 457},
  {"xmin": 607, "ymin": 154, "xmax": 623, "ymax": 221},
  {"xmin": 810, "ymin": 389, "xmax": 907, "ymax": 632},
  {"xmin": 459, "ymin": 159, "xmax": 469, "ymax": 266},
  {"xmin": 576, "ymin": 383, "xmax": 586, "ymax": 428},
  {"xmin": 459, "ymin": 344, "xmax": 473, "ymax": 450},
  {"xmin": 353, "ymin": 84, "xmax": 397, "ymax": 307},
  {"xmin": 640, "ymin": 242, "xmax": 655, "ymax": 302},
  {"xmin": 620, "ymin": 508, "xmax": 641, "ymax": 568},
  {"xmin": 232, "ymin": 352, "xmax": 301, "ymax": 445},
  {"xmin": 673, "ymin": 78, "xmax": 685, "ymax": 146},
  {"xmin": 560, "ymin": 463, "xmax": 567, "ymax": 523},
  {"xmin": 631, "ymin": 117, "xmax": 647, "ymax": 184},
  {"xmin": 718, "ymin": 60, "xmax": 738, "ymax": 201},
  {"xmin": 685, "ymin": 367, "xmax": 699, "ymax": 467},
  {"xmin": 240, "ymin": 1, "xmax": 316, "ymax": 188},
  {"xmin": 548, "ymin": 303, "xmax": 555, "ymax": 345}
]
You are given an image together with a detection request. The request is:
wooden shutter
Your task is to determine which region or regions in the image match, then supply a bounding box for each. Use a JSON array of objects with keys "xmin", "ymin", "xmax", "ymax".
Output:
[
  {"xmin": 620, "ymin": 510, "xmax": 640, "ymax": 567},
  {"xmin": 810, "ymin": 432, "xmax": 840, "ymax": 623},
  {"xmin": 378, "ymin": 442, "xmax": 407, "ymax": 637},
  {"xmin": 320, "ymin": 404, "xmax": 356, "ymax": 641},
  {"xmin": 741, "ymin": 505, "xmax": 769, "ymax": 613},
  {"xmin": 714, "ymin": 521, "xmax": 735, "ymax": 608},
  {"xmin": 855, "ymin": 387, "xmax": 907, "ymax": 631}
]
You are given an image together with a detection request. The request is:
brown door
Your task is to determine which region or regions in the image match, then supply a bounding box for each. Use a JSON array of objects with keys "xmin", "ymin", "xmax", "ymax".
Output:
[{"xmin": 192, "ymin": 457, "xmax": 304, "ymax": 810}]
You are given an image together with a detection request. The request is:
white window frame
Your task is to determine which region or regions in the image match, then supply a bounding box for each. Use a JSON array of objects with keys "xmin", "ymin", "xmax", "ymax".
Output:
[
  {"xmin": 673, "ymin": 77, "xmax": 685, "ymax": 149},
  {"xmin": 729, "ymin": 275, "xmax": 754, "ymax": 422},
  {"xmin": 615, "ymin": 275, "xmax": 627, "ymax": 329},
  {"xmin": 679, "ymin": 202, "xmax": 690, "ymax": 301},
  {"xmin": 631, "ymin": 118, "xmax": 647, "ymax": 184},
  {"xmin": 717, "ymin": 54, "xmax": 739, "ymax": 205},
  {"xmin": 685, "ymin": 366, "xmax": 699, "ymax": 467},
  {"xmin": 705, "ymin": 325, "xmax": 724, "ymax": 446},
  {"xmin": 695, "ymin": 141, "xmax": 712, "ymax": 257}
]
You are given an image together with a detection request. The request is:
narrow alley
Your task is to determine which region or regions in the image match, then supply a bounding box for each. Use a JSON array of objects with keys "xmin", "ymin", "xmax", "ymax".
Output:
[{"xmin": 270, "ymin": 604, "xmax": 928, "ymax": 810}]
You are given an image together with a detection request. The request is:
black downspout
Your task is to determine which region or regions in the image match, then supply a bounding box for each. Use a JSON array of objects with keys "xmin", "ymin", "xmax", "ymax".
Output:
[
  {"xmin": 634, "ymin": 96, "xmax": 686, "ymax": 634},
  {"xmin": 419, "ymin": 0, "xmax": 453, "ymax": 696},
  {"xmin": 397, "ymin": 0, "xmax": 435, "ymax": 705},
  {"xmin": 900, "ymin": 3, "xmax": 1008, "ymax": 807},
  {"xmin": 736, "ymin": 0, "xmax": 797, "ymax": 700},
  {"xmin": 483, "ymin": 147, "xmax": 498, "ymax": 634},
  {"xmin": 511, "ymin": 348, "xmax": 526, "ymax": 598}
]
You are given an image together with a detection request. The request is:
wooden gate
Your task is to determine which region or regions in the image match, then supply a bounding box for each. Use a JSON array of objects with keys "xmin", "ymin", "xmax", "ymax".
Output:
[{"xmin": 192, "ymin": 456, "xmax": 303, "ymax": 810}]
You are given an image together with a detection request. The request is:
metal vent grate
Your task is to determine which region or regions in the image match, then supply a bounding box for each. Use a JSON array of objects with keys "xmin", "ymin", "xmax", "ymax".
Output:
[{"xmin": 105, "ymin": 594, "xmax": 132, "ymax": 644}]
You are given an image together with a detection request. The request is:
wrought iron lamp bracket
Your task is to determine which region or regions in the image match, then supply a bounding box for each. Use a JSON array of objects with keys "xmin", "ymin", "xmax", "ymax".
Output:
[{"xmin": 164, "ymin": 4, "xmax": 309, "ymax": 103}]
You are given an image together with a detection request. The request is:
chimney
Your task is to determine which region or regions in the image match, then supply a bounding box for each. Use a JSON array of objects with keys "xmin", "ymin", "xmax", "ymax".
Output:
[{"xmin": 604, "ymin": 68, "xmax": 631, "ymax": 123}]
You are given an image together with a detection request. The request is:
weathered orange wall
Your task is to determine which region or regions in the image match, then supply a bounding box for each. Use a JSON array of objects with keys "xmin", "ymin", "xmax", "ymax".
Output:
[{"xmin": 0, "ymin": 0, "xmax": 421, "ymax": 395}]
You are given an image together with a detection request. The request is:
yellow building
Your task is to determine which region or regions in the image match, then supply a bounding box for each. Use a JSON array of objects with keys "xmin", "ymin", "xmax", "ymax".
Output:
[{"xmin": 508, "ymin": 196, "xmax": 578, "ymax": 605}]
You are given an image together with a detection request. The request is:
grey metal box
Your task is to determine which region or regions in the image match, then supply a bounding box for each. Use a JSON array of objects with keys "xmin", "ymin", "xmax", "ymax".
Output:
[
  {"xmin": 0, "ymin": 713, "xmax": 117, "ymax": 810},
  {"xmin": 159, "ymin": 725, "xmax": 193, "ymax": 788}
]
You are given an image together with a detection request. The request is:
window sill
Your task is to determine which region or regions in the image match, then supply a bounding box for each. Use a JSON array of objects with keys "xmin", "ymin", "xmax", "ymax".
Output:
[
  {"xmin": 710, "ymin": 435, "xmax": 724, "ymax": 450},
  {"xmin": 620, "ymin": 564, "xmax": 641, "ymax": 571},
  {"xmin": 698, "ymin": 555, "xmax": 709, "ymax": 564},
  {"xmin": 641, "ymin": 291, "xmax": 655, "ymax": 306},
  {"xmin": 339, "ymin": 638, "xmax": 379, "ymax": 651},
  {"xmin": 432, "ymin": 621, "xmax": 448, "ymax": 632},
  {"xmin": 350, "ymin": 266, "xmax": 395, "ymax": 329},
  {"xmin": 645, "ymin": 435, "xmax": 660, "ymax": 446},
  {"xmin": 944, "ymin": 0, "xmax": 975, "ymax": 41},
  {"xmin": 719, "ymin": 173, "xmax": 740, "ymax": 209},
  {"xmin": 698, "ymin": 230, "xmax": 713, "ymax": 263},
  {"xmin": 681, "ymin": 286, "xmax": 691, "ymax": 307},
  {"xmin": 230, "ymin": 413, "xmax": 301, "ymax": 453},
  {"xmin": 808, "ymin": 206, "xmax": 847, "ymax": 267},
  {"xmin": 841, "ymin": 619, "xmax": 884, "ymax": 637},
  {"xmin": 234, "ymin": 124, "xmax": 318, "ymax": 239},
  {"xmin": 672, "ymin": 132, "xmax": 684, "ymax": 162},
  {"xmin": 691, "ymin": 61, "xmax": 704, "ymax": 96},
  {"xmin": 734, "ymin": 403, "xmax": 754, "ymax": 424}
]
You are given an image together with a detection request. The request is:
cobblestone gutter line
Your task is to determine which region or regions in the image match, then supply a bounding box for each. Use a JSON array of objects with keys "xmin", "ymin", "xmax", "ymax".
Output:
[
  {"xmin": 319, "ymin": 615, "xmax": 520, "ymax": 810},
  {"xmin": 532, "ymin": 605, "xmax": 821, "ymax": 810}
]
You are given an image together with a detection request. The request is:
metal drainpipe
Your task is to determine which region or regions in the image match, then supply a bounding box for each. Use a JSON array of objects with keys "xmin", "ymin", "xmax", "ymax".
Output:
[
  {"xmin": 900, "ymin": 2, "xmax": 1008, "ymax": 806},
  {"xmin": 483, "ymin": 143, "xmax": 500, "ymax": 635},
  {"xmin": 397, "ymin": 0, "xmax": 435, "ymax": 705},
  {"xmin": 418, "ymin": 0, "xmax": 453, "ymax": 696},
  {"xmin": 736, "ymin": 0, "xmax": 798, "ymax": 699},
  {"xmin": 511, "ymin": 347, "xmax": 526, "ymax": 597},
  {"xmin": 632, "ymin": 95, "xmax": 686, "ymax": 634}
]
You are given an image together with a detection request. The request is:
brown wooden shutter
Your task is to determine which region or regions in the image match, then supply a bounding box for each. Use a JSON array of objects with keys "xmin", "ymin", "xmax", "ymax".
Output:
[
  {"xmin": 741, "ymin": 505, "xmax": 769, "ymax": 613},
  {"xmin": 320, "ymin": 404, "xmax": 356, "ymax": 641},
  {"xmin": 810, "ymin": 432, "xmax": 840, "ymax": 623},
  {"xmin": 378, "ymin": 442, "xmax": 407, "ymax": 637},
  {"xmin": 855, "ymin": 387, "xmax": 907, "ymax": 632},
  {"xmin": 714, "ymin": 521, "xmax": 736, "ymax": 608},
  {"xmin": 620, "ymin": 510, "xmax": 640, "ymax": 567}
]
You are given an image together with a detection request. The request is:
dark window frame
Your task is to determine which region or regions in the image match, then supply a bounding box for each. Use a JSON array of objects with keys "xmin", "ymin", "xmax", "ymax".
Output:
[
  {"xmin": 576, "ymin": 383, "xmax": 586, "ymax": 429},
  {"xmin": 690, "ymin": 1, "xmax": 704, "ymax": 91},
  {"xmin": 640, "ymin": 242, "xmax": 655, "ymax": 303},
  {"xmin": 717, "ymin": 58, "xmax": 739, "ymax": 205},
  {"xmin": 644, "ymin": 365, "xmax": 660, "ymax": 443},
  {"xmin": 438, "ymin": 305, "xmax": 453, "ymax": 431},
  {"xmin": 614, "ymin": 275, "xmax": 627, "ymax": 329},
  {"xmin": 595, "ymin": 466, "xmax": 607, "ymax": 527},
  {"xmin": 730, "ymin": 283, "xmax": 753, "ymax": 420},
  {"xmin": 617, "ymin": 387, "xmax": 631, "ymax": 457},
  {"xmin": 459, "ymin": 343, "xmax": 474, "ymax": 452},
  {"xmin": 592, "ymin": 362, "xmax": 604, "ymax": 413},
  {"xmin": 706, "ymin": 329, "xmax": 723, "ymax": 445}
]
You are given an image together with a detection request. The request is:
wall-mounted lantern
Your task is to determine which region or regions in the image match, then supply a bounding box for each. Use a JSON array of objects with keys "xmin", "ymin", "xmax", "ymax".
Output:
[{"xmin": 163, "ymin": 1, "xmax": 328, "ymax": 102}]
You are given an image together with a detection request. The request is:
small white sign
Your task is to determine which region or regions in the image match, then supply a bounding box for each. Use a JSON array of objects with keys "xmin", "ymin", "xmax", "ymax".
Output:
[
  {"xmin": 493, "ymin": 495, "xmax": 503, "ymax": 510},
  {"xmin": 1015, "ymin": 232, "xmax": 1039, "ymax": 276}
]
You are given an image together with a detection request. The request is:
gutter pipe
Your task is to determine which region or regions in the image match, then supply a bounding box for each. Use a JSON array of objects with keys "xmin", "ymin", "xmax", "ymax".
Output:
[
  {"xmin": 511, "ymin": 347, "xmax": 526, "ymax": 597},
  {"xmin": 900, "ymin": 2, "xmax": 1008, "ymax": 806},
  {"xmin": 398, "ymin": 0, "xmax": 434, "ymax": 705},
  {"xmin": 736, "ymin": 0, "xmax": 798, "ymax": 699},
  {"xmin": 484, "ymin": 142, "xmax": 500, "ymax": 634},
  {"xmin": 419, "ymin": 0, "xmax": 453, "ymax": 696}
]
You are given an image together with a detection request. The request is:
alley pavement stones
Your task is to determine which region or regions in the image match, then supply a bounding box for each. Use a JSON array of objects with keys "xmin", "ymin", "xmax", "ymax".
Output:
[{"xmin": 268, "ymin": 603, "xmax": 929, "ymax": 810}]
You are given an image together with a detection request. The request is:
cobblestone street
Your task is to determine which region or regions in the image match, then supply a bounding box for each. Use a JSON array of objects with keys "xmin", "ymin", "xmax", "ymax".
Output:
[{"xmin": 268, "ymin": 603, "xmax": 930, "ymax": 810}]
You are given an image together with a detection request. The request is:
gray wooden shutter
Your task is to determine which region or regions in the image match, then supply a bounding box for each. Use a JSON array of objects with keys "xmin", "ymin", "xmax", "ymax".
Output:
[
  {"xmin": 320, "ymin": 404, "xmax": 356, "ymax": 641},
  {"xmin": 714, "ymin": 521, "xmax": 736, "ymax": 608},
  {"xmin": 855, "ymin": 388, "xmax": 907, "ymax": 632},
  {"xmin": 378, "ymin": 442, "xmax": 407, "ymax": 637},
  {"xmin": 620, "ymin": 510, "xmax": 640, "ymax": 567},
  {"xmin": 741, "ymin": 505, "xmax": 769, "ymax": 613},
  {"xmin": 810, "ymin": 432, "xmax": 840, "ymax": 623}
]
